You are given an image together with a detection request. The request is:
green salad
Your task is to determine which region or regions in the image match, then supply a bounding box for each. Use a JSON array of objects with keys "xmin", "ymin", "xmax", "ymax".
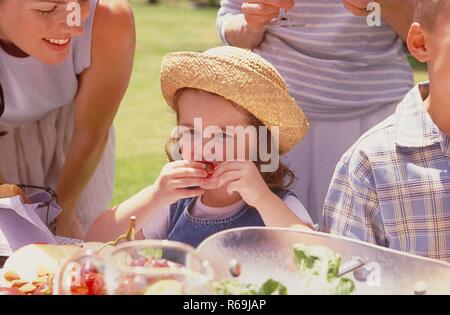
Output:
[
  {"xmin": 292, "ymin": 244, "xmax": 355, "ymax": 295},
  {"xmin": 214, "ymin": 278, "xmax": 288, "ymax": 295},
  {"xmin": 214, "ymin": 243, "xmax": 355, "ymax": 295}
]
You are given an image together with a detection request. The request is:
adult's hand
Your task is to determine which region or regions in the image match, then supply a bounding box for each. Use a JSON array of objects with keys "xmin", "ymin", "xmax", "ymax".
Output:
[
  {"xmin": 342, "ymin": 0, "xmax": 373, "ymax": 16},
  {"xmin": 221, "ymin": 0, "xmax": 295, "ymax": 50},
  {"xmin": 242, "ymin": 0, "xmax": 295, "ymax": 30}
]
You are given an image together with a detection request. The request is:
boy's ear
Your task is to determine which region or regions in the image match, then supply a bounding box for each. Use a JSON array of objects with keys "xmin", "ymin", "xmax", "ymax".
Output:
[{"xmin": 407, "ymin": 22, "xmax": 430, "ymax": 63}]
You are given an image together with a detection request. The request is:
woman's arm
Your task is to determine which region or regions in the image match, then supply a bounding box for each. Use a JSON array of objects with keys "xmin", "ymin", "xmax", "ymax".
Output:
[{"xmin": 56, "ymin": 0, "xmax": 136, "ymax": 238}]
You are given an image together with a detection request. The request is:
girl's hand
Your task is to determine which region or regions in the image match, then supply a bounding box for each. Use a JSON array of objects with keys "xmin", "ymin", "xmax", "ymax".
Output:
[
  {"xmin": 153, "ymin": 160, "xmax": 208, "ymax": 207},
  {"xmin": 210, "ymin": 161, "xmax": 271, "ymax": 207}
]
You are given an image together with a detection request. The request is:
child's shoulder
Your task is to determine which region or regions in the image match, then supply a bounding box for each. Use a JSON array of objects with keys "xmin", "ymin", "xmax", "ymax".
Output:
[{"xmin": 340, "ymin": 114, "xmax": 397, "ymax": 169}]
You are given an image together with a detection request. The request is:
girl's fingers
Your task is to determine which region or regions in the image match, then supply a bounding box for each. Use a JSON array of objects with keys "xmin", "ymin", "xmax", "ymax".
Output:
[
  {"xmin": 200, "ymin": 172, "xmax": 240, "ymax": 190},
  {"xmin": 216, "ymin": 171, "xmax": 242, "ymax": 188},
  {"xmin": 170, "ymin": 167, "xmax": 208, "ymax": 178},
  {"xmin": 171, "ymin": 178, "xmax": 206, "ymax": 189},
  {"xmin": 171, "ymin": 160, "xmax": 207, "ymax": 170},
  {"xmin": 175, "ymin": 188, "xmax": 205, "ymax": 199},
  {"xmin": 226, "ymin": 180, "xmax": 241, "ymax": 195},
  {"xmin": 212, "ymin": 161, "xmax": 246, "ymax": 178}
]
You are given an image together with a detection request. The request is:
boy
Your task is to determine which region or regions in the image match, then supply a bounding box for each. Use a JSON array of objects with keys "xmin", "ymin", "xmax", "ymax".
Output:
[{"xmin": 323, "ymin": 0, "xmax": 450, "ymax": 262}]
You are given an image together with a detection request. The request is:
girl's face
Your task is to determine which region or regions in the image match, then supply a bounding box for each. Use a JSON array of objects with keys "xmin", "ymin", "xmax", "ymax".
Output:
[
  {"xmin": 176, "ymin": 89, "xmax": 256, "ymax": 173},
  {"xmin": 0, "ymin": 0, "xmax": 91, "ymax": 64}
]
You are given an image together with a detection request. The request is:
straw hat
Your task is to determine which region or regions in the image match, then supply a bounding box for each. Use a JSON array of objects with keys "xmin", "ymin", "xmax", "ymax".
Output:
[{"xmin": 160, "ymin": 46, "xmax": 308, "ymax": 154}]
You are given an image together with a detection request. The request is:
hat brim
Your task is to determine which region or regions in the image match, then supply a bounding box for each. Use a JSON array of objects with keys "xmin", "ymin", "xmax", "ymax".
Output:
[{"xmin": 160, "ymin": 51, "xmax": 308, "ymax": 154}]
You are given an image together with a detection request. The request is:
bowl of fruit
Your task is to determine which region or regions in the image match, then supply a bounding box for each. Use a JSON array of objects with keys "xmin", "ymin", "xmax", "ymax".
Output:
[
  {"xmin": 102, "ymin": 240, "xmax": 214, "ymax": 295},
  {"xmin": 57, "ymin": 249, "xmax": 107, "ymax": 295}
]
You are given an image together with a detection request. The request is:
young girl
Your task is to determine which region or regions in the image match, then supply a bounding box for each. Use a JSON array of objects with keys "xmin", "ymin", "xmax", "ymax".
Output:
[{"xmin": 86, "ymin": 46, "xmax": 313, "ymax": 247}]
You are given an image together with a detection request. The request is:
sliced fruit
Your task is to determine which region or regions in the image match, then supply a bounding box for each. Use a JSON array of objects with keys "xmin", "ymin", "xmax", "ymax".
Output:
[
  {"xmin": 36, "ymin": 266, "xmax": 50, "ymax": 278},
  {"xmin": 204, "ymin": 161, "xmax": 215, "ymax": 178},
  {"xmin": 32, "ymin": 277, "xmax": 50, "ymax": 286},
  {"xmin": 0, "ymin": 287, "xmax": 25, "ymax": 295},
  {"xmin": 81, "ymin": 261, "xmax": 98, "ymax": 276},
  {"xmin": 18, "ymin": 283, "xmax": 37, "ymax": 294},
  {"xmin": 1, "ymin": 244, "xmax": 80, "ymax": 287},
  {"xmin": 10, "ymin": 279, "xmax": 29, "ymax": 288},
  {"xmin": 144, "ymin": 279, "xmax": 183, "ymax": 295},
  {"xmin": 70, "ymin": 285, "xmax": 89, "ymax": 295},
  {"xmin": 4, "ymin": 271, "xmax": 21, "ymax": 282},
  {"xmin": 130, "ymin": 256, "xmax": 149, "ymax": 267},
  {"xmin": 149, "ymin": 259, "xmax": 170, "ymax": 268},
  {"xmin": 83, "ymin": 273, "xmax": 106, "ymax": 295},
  {"xmin": 33, "ymin": 284, "xmax": 52, "ymax": 295}
]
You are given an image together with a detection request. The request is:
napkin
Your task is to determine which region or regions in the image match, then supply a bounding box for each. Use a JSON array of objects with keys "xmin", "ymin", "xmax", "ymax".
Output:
[{"xmin": 0, "ymin": 191, "xmax": 62, "ymax": 256}]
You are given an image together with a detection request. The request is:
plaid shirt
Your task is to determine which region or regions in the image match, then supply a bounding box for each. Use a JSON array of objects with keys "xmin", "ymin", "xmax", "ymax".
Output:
[{"xmin": 323, "ymin": 83, "xmax": 450, "ymax": 262}]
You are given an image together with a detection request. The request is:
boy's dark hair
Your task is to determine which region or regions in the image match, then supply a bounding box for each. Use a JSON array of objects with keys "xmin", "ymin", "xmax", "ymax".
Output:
[{"xmin": 415, "ymin": 0, "xmax": 450, "ymax": 30}]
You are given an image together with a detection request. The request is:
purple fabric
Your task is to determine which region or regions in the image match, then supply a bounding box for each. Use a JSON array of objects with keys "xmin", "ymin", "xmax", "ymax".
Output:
[{"xmin": 0, "ymin": 191, "xmax": 62, "ymax": 255}]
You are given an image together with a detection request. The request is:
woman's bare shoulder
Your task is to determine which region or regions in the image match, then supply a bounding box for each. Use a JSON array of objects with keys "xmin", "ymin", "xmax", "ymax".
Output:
[
  {"xmin": 94, "ymin": 0, "xmax": 135, "ymax": 38},
  {"xmin": 88, "ymin": 0, "xmax": 135, "ymax": 65}
]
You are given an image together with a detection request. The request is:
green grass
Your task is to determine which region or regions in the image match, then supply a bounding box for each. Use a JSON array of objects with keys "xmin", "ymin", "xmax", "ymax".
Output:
[
  {"xmin": 112, "ymin": 1, "xmax": 429, "ymax": 205},
  {"xmin": 112, "ymin": 1, "xmax": 221, "ymax": 204},
  {"xmin": 409, "ymin": 57, "xmax": 428, "ymax": 83}
]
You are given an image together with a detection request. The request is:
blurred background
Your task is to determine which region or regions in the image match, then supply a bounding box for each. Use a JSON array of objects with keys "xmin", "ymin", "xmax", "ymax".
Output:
[{"xmin": 112, "ymin": 0, "xmax": 429, "ymax": 205}]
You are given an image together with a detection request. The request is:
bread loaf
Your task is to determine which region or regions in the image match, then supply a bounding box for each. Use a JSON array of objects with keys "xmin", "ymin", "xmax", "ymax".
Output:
[{"xmin": 0, "ymin": 184, "xmax": 31, "ymax": 204}]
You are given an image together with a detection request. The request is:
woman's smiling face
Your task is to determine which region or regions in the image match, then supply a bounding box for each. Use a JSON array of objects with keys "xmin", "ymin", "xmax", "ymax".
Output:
[{"xmin": 0, "ymin": 0, "xmax": 91, "ymax": 64}]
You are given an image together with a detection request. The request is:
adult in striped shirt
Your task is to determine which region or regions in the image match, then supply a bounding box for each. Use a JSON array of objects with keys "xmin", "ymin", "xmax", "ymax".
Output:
[{"xmin": 217, "ymin": 0, "xmax": 416, "ymax": 226}]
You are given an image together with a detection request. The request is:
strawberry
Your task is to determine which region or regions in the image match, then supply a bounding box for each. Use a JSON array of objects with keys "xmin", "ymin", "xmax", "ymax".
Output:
[
  {"xmin": 70, "ymin": 284, "xmax": 89, "ymax": 295},
  {"xmin": 203, "ymin": 161, "xmax": 215, "ymax": 178}
]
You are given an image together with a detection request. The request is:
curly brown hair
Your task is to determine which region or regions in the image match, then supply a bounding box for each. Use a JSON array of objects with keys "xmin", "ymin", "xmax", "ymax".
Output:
[{"xmin": 164, "ymin": 88, "xmax": 297, "ymax": 191}]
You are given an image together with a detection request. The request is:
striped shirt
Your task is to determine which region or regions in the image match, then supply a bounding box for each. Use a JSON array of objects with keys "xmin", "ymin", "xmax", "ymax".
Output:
[
  {"xmin": 323, "ymin": 83, "xmax": 450, "ymax": 262},
  {"xmin": 217, "ymin": 0, "xmax": 414, "ymax": 120}
]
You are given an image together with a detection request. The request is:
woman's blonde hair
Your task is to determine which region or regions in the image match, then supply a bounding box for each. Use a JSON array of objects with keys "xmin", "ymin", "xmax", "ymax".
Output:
[{"xmin": 165, "ymin": 88, "xmax": 297, "ymax": 191}]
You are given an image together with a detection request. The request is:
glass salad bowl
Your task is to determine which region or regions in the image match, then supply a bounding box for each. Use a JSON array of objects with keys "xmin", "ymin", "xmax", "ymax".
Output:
[{"xmin": 103, "ymin": 240, "xmax": 214, "ymax": 295}]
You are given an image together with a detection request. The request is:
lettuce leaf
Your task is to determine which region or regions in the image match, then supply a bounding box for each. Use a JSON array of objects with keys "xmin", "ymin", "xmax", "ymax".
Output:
[
  {"xmin": 214, "ymin": 279, "xmax": 288, "ymax": 295},
  {"xmin": 293, "ymin": 243, "xmax": 355, "ymax": 295}
]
